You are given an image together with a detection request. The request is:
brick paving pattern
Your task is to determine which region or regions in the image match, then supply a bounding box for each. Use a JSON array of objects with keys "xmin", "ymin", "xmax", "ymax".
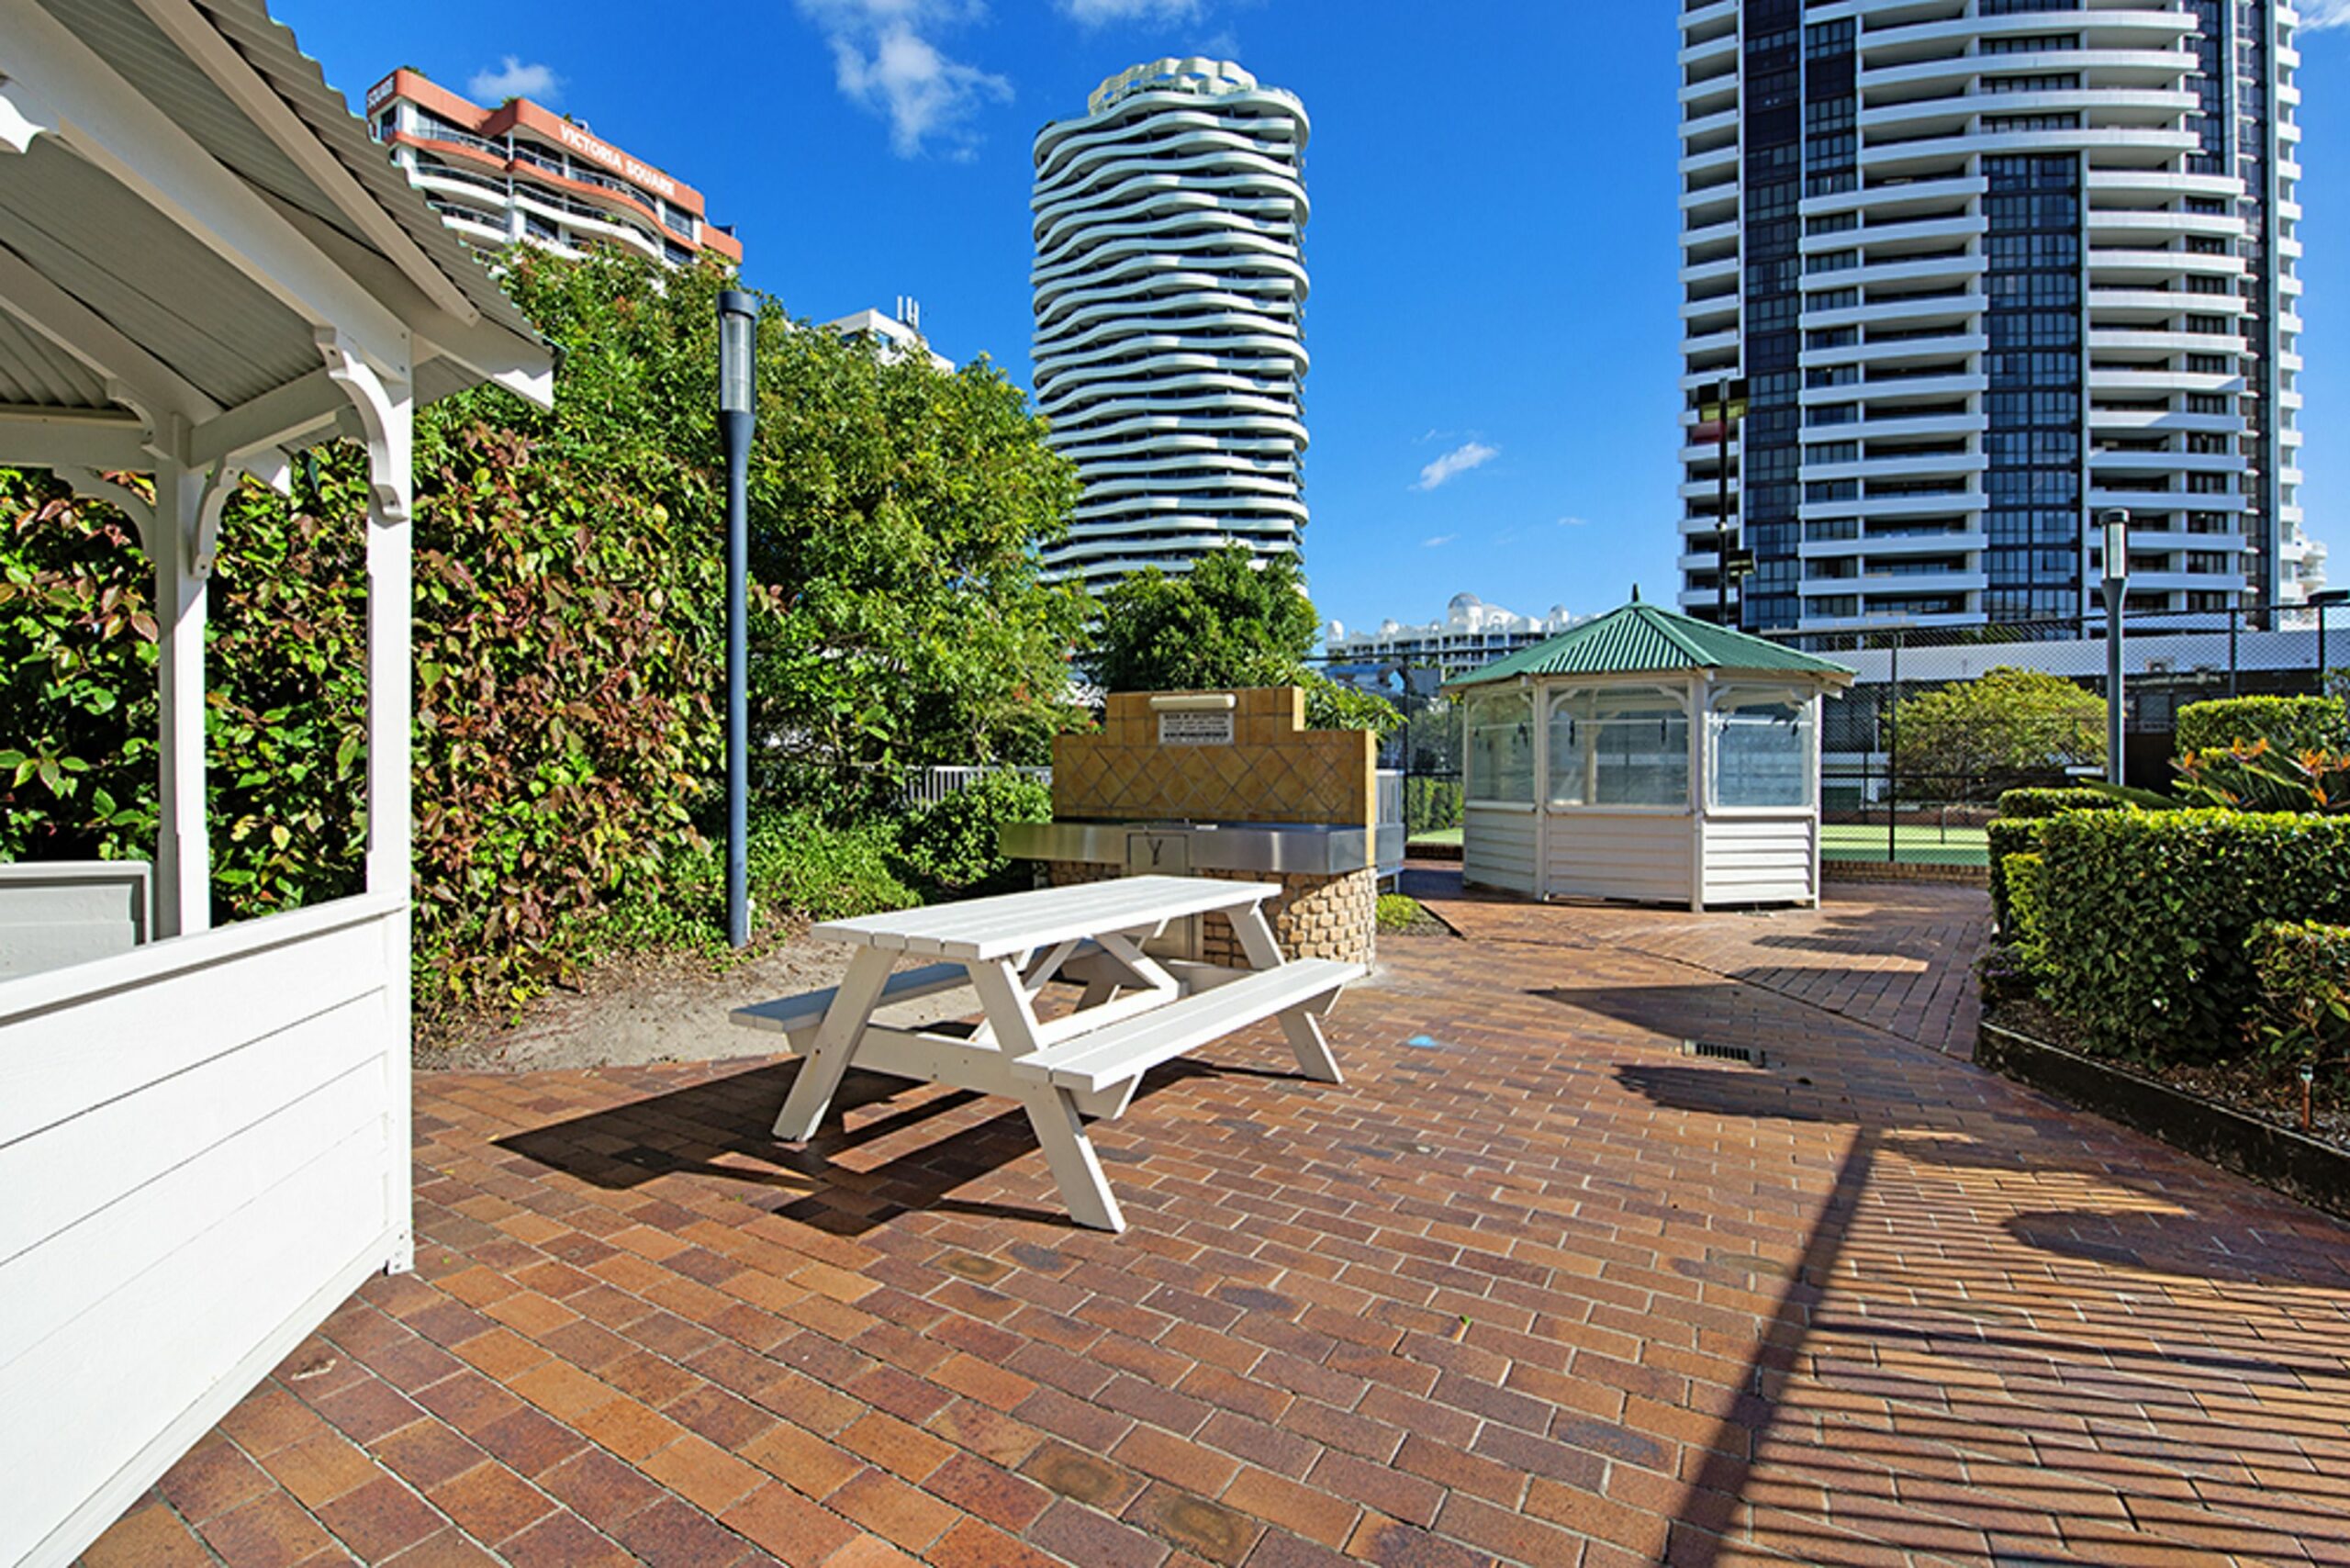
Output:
[
  {"xmin": 86, "ymin": 887, "xmax": 2350, "ymax": 1567},
  {"xmin": 1406, "ymin": 869, "xmax": 1989, "ymax": 1058}
]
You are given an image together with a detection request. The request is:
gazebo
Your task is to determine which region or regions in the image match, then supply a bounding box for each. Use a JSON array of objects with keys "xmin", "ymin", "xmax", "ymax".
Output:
[
  {"xmin": 1444, "ymin": 599, "xmax": 1853, "ymax": 911},
  {"xmin": 0, "ymin": 4, "xmax": 549, "ymax": 1562}
]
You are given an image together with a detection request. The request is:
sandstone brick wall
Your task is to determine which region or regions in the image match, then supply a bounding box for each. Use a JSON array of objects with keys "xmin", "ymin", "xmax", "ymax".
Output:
[
  {"xmin": 1046, "ymin": 860, "xmax": 1376, "ymax": 969},
  {"xmin": 1051, "ymin": 688, "xmax": 1375, "ymax": 830}
]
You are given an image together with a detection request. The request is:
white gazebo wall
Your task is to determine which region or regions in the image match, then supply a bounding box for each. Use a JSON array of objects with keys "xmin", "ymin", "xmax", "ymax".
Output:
[
  {"xmin": 0, "ymin": 1, "xmax": 537, "ymax": 1558},
  {"xmin": 1461, "ymin": 674, "xmax": 1830, "ymax": 910}
]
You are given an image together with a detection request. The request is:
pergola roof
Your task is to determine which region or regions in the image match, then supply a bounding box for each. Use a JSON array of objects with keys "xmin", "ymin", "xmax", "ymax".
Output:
[
  {"xmin": 0, "ymin": 0, "xmax": 548, "ymax": 474},
  {"xmin": 1446, "ymin": 600, "xmax": 1855, "ymax": 689}
]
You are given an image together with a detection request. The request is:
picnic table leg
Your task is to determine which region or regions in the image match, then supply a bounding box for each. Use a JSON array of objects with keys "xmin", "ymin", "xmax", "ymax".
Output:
[
  {"xmin": 969, "ymin": 958, "xmax": 1126, "ymax": 1232},
  {"xmin": 772, "ymin": 946, "xmax": 895, "ymax": 1141},
  {"xmin": 1229, "ymin": 903, "xmax": 1344, "ymax": 1085}
]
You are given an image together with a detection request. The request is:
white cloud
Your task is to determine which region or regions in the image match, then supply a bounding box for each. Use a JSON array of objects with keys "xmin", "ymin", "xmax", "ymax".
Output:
[
  {"xmin": 797, "ymin": 0, "xmax": 1012, "ymax": 159},
  {"xmin": 1057, "ymin": 0, "xmax": 1203, "ymax": 21},
  {"xmin": 1422, "ymin": 534, "xmax": 1455, "ymax": 549},
  {"xmin": 467, "ymin": 56, "xmax": 561, "ymax": 105},
  {"xmin": 1558, "ymin": 515, "xmax": 1589, "ymax": 528},
  {"xmin": 2303, "ymin": 0, "xmax": 2350, "ymax": 28},
  {"xmin": 1415, "ymin": 441, "xmax": 1498, "ymax": 491}
]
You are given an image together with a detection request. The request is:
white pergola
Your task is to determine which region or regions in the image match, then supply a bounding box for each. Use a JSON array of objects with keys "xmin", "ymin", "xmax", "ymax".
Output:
[{"xmin": 0, "ymin": 3, "xmax": 549, "ymax": 1562}]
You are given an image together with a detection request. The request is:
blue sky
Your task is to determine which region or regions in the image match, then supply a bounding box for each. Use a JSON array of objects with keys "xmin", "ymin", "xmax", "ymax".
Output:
[{"xmin": 278, "ymin": 0, "xmax": 2350, "ymax": 638}]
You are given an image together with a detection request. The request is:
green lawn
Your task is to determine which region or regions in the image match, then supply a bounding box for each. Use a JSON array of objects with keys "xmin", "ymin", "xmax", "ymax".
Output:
[
  {"xmin": 1820, "ymin": 821, "xmax": 1989, "ymax": 866},
  {"xmin": 1406, "ymin": 826, "xmax": 1463, "ymax": 847}
]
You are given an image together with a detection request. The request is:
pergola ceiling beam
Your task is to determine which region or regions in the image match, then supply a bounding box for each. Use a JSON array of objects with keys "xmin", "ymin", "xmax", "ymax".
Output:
[
  {"xmin": 8, "ymin": 0, "xmax": 411, "ymax": 377},
  {"xmin": 185, "ymin": 365, "xmax": 341, "ymax": 467},
  {"xmin": 263, "ymin": 196, "xmax": 553, "ymax": 409},
  {"xmin": 0, "ymin": 405, "xmax": 151, "ymax": 469},
  {"xmin": 124, "ymin": 0, "xmax": 481, "ymax": 329}
]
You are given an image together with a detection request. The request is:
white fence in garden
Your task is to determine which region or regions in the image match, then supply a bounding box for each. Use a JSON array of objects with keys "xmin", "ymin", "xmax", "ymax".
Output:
[
  {"xmin": 0, "ymin": 894, "xmax": 413, "ymax": 1567},
  {"xmin": 908, "ymin": 767, "xmax": 1406, "ymax": 826}
]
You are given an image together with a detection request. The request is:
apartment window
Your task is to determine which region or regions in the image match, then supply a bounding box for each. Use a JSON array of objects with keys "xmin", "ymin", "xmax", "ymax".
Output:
[
  {"xmin": 1807, "ymin": 402, "xmax": 1858, "ymax": 426},
  {"xmin": 1980, "ymin": 33, "xmax": 2078, "ymax": 54},
  {"xmin": 1807, "ymin": 327, "xmax": 1858, "ymax": 350},
  {"xmin": 1805, "ymin": 250, "xmax": 1857, "ymax": 274},
  {"xmin": 2188, "ymin": 392, "xmax": 2232, "ymax": 413},
  {"xmin": 2188, "ymin": 353, "xmax": 2233, "ymax": 375},
  {"xmin": 1806, "ymin": 442, "xmax": 1858, "ymax": 465},
  {"xmin": 1811, "ymin": 286, "xmax": 1859, "ymax": 310},
  {"xmin": 1806, "ymin": 213, "xmax": 1857, "ymax": 237},
  {"xmin": 1807, "ymin": 479, "xmax": 1860, "ymax": 501},
  {"xmin": 1983, "ymin": 112, "xmax": 2083, "ymax": 132},
  {"xmin": 1806, "ymin": 364, "xmax": 1859, "ymax": 387},
  {"xmin": 1982, "ymin": 73, "xmax": 2080, "ymax": 94},
  {"xmin": 2188, "ymin": 472, "xmax": 2232, "ymax": 494}
]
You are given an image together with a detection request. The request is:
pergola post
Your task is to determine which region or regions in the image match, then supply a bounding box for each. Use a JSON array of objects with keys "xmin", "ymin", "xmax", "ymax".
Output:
[
  {"xmin": 320, "ymin": 330, "xmax": 416, "ymax": 1272},
  {"xmin": 149, "ymin": 454, "xmax": 212, "ymax": 938}
]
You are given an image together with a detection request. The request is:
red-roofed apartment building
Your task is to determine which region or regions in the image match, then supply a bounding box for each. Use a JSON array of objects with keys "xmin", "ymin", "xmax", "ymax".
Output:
[{"xmin": 363, "ymin": 68, "xmax": 743, "ymax": 272}]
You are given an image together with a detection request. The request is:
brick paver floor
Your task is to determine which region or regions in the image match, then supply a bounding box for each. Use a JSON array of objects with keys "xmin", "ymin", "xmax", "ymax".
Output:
[
  {"xmin": 1404, "ymin": 869, "xmax": 1989, "ymax": 1058},
  {"xmin": 87, "ymin": 890, "xmax": 2350, "ymax": 1567}
]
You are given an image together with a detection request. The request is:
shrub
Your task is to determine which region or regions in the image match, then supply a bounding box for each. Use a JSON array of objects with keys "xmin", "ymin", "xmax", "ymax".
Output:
[
  {"xmin": 1405, "ymin": 777, "xmax": 1463, "ymax": 836},
  {"xmin": 2175, "ymin": 740, "xmax": 2350, "ymax": 815},
  {"xmin": 893, "ymin": 772, "xmax": 1051, "ymax": 899},
  {"xmin": 1986, "ymin": 790, "xmax": 2123, "ymax": 931},
  {"xmin": 2036, "ymin": 809, "xmax": 2350, "ymax": 1060},
  {"xmin": 1995, "ymin": 787, "xmax": 2129, "ymax": 821},
  {"xmin": 1376, "ymin": 893, "xmax": 1426, "ymax": 933},
  {"xmin": 2176, "ymin": 695, "xmax": 2348, "ymax": 757},
  {"xmin": 2002, "ymin": 852, "xmax": 2049, "ymax": 974},
  {"xmin": 2247, "ymin": 919, "xmax": 2350, "ymax": 1067}
]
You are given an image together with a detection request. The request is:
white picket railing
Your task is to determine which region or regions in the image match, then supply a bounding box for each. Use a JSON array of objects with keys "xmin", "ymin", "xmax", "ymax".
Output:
[{"xmin": 901, "ymin": 766, "xmax": 1054, "ymax": 808}]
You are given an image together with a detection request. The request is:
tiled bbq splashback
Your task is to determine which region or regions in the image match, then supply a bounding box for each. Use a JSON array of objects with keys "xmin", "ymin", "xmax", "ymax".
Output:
[{"xmin": 1052, "ymin": 688, "xmax": 1376, "ymax": 830}]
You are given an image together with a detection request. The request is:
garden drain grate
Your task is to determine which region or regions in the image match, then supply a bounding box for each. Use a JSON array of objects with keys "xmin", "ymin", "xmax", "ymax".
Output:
[{"xmin": 1683, "ymin": 1039, "xmax": 1766, "ymax": 1068}]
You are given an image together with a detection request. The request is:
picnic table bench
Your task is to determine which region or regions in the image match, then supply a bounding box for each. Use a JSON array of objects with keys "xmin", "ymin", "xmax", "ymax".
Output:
[{"xmin": 730, "ymin": 875, "xmax": 1360, "ymax": 1231}]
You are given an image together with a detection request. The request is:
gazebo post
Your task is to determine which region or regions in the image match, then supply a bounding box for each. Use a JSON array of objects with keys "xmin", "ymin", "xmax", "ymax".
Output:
[
  {"xmin": 150, "ymin": 452, "xmax": 214, "ymax": 938},
  {"xmin": 1528, "ymin": 677, "xmax": 1549, "ymax": 902},
  {"xmin": 323, "ymin": 330, "xmax": 417, "ymax": 1272},
  {"xmin": 1687, "ymin": 674, "xmax": 1707, "ymax": 914}
]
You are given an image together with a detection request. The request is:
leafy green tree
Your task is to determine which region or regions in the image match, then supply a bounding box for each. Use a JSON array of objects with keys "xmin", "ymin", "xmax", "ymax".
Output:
[
  {"xmin": 1091, "ymin": 544, "xmax": 1320, "ymax": 693},
  {"xmin": 1888, "ymin": 666, "xmax": 2105, "ymax": 799},
  {"xmin": 0, "ymin": 247, "xmax": 1087, "ymax": 1009}
]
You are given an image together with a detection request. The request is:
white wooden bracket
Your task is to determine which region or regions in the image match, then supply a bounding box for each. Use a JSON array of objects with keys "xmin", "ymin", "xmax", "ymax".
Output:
[
  {"xmin": 0, "ymin": 71, "xmax": 56, "ymax": 155},
  {"xmin": 50, "ymin": 465, "xmax": 155, "ymax": 550},
  {"xmin": 317, "ymin": 329, "xmax": 411, "ymax": 524}
]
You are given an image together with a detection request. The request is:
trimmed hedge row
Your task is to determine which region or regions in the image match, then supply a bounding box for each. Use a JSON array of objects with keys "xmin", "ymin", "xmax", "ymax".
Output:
[
  {"xmin": 2037, "ymin": 810, "xmax": 2350, "ymax": 1059},
  {"xmin": 2176, "ymin": 695, "xmax": 2348, "ymax": 757},
  {"xmin": 1987, "ymin": 788, "xmax": 2125, "ymax": 930}
]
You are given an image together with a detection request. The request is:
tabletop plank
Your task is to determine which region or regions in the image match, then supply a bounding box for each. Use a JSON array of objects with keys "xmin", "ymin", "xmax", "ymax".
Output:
[{"xmin": 812, "ymin": 875, "xmax": 1278, "ymax": 961}]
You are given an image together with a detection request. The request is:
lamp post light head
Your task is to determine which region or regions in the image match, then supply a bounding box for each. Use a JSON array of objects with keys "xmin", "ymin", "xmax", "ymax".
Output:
[
  {"xmin": 718, "ymin": 289, "xmax": 756, "ymax": 418},
  {"xmin": 2098, "ymin": 508, "xmax": 2130, "ymax": 585}
]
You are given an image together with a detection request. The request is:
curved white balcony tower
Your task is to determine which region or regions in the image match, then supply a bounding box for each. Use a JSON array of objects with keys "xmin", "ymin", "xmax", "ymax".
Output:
[
  {"xmin": 1032, "ymin": 59, "xmax": 1311, "ymax": 590},
  {"xmin": 1676, "ymin": 0, "xmax": 2314, "ymax": 633}
]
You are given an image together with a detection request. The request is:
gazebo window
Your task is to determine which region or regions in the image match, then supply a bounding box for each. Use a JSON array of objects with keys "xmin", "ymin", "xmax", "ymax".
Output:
[
  {"xmin": 1466, "ymin": 690, "xmax": 1535, "ymax": 804},
  {"xmin": 1547, "ymin": 688, "xmax": 1691, "ymax": 807},
  {"xmin": 1711, "ymin": 687, "xmax": 1815, "ymax": 808}
]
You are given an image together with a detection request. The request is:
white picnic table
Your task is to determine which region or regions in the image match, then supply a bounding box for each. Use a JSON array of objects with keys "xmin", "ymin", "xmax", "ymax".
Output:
[{"xmin": 730, "ymin": 875, "xmax": 1361, "ymax": 1231}]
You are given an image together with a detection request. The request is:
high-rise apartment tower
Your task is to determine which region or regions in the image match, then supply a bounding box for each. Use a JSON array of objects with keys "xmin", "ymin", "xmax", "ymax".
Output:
[
  {"xmin": 1677, "ymin": 1, "xmax": 2320, "ymax": 634},
  {"xmin": 1032, "ymin": 59, "xmax": 1311, "ymax": 591}
]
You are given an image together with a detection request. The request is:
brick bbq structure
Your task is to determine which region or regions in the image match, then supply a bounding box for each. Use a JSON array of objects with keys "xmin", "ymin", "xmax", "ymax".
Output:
[{"xmin": 1002, "ymin": 688, "xmax": 1391, "ymax": 969}]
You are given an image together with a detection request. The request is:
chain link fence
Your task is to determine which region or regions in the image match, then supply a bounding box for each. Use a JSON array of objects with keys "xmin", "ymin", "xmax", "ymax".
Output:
[{"xmin": 1310, "ymin": 602, "xmax": 2347, "ymax": 867}]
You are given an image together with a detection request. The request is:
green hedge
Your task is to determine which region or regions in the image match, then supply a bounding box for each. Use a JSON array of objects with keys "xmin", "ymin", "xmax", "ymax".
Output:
[
  {"xmin": 2002, "ymin": 851, "xmax": 2050, "ymax": 978},
  {"xmin": 893, "ymin": 773, "xmax": 1051, "ymax": 899},
  {"xmin": 2176, "ymin": 696, "xmax": 2348, "ymax": 756},
  {"xmin": 2037, "ymin": 810, "xmax": 2350, "ymax": 1059},
  {"xmin": 1986, "ymin": 789, "xmax": 2124, "ymax": 930},
  {"xmin": 1995, "ymin": 787, "xmax": 2129, "ymax": 821},
  {"xmin": 2247, "ymin": 919, "xmax": 2350, "ymax": 1066}
]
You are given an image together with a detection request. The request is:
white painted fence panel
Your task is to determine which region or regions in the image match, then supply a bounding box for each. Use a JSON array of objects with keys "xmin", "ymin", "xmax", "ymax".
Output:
[
  {"xmin": 902, "ymin": 766, "xmax": 1053, "ymax": 808},
  {"xmin": 1701, "ymin": 815, "xmax": 1817, "ymax": 906},
  {"xmin": 1463, "ymin": 805, "xmax": 1539, "ymax": 894},
  {"xmin": 0, "ymin": 893, "xmax": 410, "ymax": 1568},
  {"xmin": 1546, "ymin": 812, "xmax": 1695, "ymax": 904}
]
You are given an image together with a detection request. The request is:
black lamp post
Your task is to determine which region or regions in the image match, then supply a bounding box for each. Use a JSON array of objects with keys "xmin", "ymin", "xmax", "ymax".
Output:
[
  {"xmin": 718, "ymin": 290, "xmax": 755, "ymax": 947},
  {"xmin": 2099, "ymin": 508, "xmax": 2129, "ymax": 790}
]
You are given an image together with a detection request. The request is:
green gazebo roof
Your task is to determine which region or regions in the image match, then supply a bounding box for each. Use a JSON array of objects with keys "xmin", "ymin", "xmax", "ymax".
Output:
[{"xmin": 1444, "ymin": 600, "xmax": 1854, "ymax": 690}]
